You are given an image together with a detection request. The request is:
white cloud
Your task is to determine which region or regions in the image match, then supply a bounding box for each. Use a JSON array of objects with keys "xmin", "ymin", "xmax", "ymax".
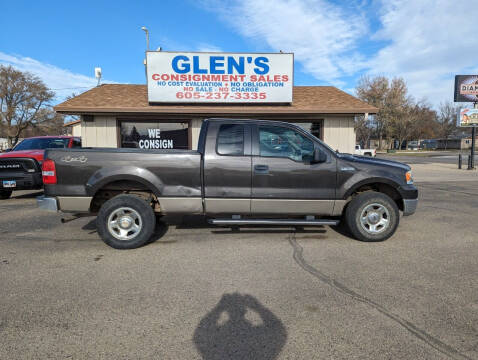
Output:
[
  {"xmin": 201, "ymin": 0, "xmax": 368, "ymax": 85},
  {"xmin": 0, "ymin": 52, "xmax": 113, "ymax": 101},
  {"xmin": 368, "ymin": 0, "xmax": 478, "ymax": 106},
  {"xmin": 195, "ymin": 43, "xmax": 223, "ymax": 53},
  {"xmin": 202, "ymin": 0, "xmax": 478, "ymax": 107}
]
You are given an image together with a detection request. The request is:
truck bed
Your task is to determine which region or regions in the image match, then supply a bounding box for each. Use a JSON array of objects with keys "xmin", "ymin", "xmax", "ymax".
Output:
[{"xmin": 43, "ymin": 148, "xmax": 202, "ymax": 198}]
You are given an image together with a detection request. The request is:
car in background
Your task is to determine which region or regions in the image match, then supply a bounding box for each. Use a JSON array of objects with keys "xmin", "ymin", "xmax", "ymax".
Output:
[
  {"xmin": 354, "ymin": 145, "xmax": 376, "ymax": 157},
  {"xmin": 420, "ymin": 139, "xmax": 437, "ymax": 150},
  {"xmin": 0, "ymin": 136, "xmax": 81, "ymax": 199},
  {"xmin": 407, "ymin": 141, "xmax": 419, "ymax": 150}
]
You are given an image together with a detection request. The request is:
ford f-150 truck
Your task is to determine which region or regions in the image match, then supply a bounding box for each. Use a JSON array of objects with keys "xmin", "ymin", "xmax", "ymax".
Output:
[
  {"xmin": 0, "ymin": 136, "xmax": 81, "ymax": 199},
  {"xmin": 37, "ymin": 119, "xmax": 418, "ymax": 249}
]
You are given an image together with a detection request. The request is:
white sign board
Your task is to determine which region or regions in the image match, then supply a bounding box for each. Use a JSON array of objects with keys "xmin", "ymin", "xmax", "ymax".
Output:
[
  {"xmin": 146, "ymin": 51, "xmax": 293, "ymax": 103},
  {"xmin": 458, "ymin": 108, "xmax": 478, "ymax": 127}
]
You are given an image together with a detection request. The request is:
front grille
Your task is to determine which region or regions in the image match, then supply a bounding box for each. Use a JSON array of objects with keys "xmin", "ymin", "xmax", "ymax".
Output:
[{"xmin": 0, "ymin": 158, "xmax": 40, "ymax": 173}]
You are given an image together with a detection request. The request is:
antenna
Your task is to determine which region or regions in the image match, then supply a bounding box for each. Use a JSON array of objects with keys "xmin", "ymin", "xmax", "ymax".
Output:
[{"xmin": 95, "ymin": 67, "xmax": 102, "ymax": 86}]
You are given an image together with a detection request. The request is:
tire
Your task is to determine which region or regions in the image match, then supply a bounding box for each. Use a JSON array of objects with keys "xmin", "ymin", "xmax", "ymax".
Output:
[
  {"xmin": 0, "ymin": 190, "xmax": 12, "ymax": 200},
  {"xmin": 345, "ymin": 192, "xmax": 399, "ymax": 242},
  {"xmin": 365, "ymin": 152, "xmax": 372, "ymax": 157},
  {"xmin": 96, "ymin": 194, "xmax": 156, "ymax": 249}
]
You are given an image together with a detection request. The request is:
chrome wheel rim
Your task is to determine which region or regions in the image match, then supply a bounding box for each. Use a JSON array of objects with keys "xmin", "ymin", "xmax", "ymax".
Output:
[
  {"xmin": 107, "ymin": 207, "xmax": 142, "ymax": 241},
  {"xmin": 360, "ymin": 203, "xmax": 390, "ymax": 234}
]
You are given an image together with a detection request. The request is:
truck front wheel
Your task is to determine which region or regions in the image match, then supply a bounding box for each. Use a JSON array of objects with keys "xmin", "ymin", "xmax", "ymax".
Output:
[
  {"xmin": 345, "ymin": 192, "xmax": 399, "ymax": 242},
  {"xmin": 0, "ymin": 190, "xmax": 12, "ymax": 200},
  {"xmin": 96, "ymin": 194, "xmax": 156, "ymax": 249}
]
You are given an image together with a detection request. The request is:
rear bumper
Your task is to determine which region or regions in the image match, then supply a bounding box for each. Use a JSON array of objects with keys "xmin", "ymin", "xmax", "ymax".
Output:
[
  {"xmin": 37, "ymin": 195, "xmax": 58, "ymax": 212},
  {"xmin": 0, "ymin": 172, "xmax": 42, "ymax": 190},
  {"xmin": 37, "ymin": 196, "xmax": 92, "ymax": 213}
]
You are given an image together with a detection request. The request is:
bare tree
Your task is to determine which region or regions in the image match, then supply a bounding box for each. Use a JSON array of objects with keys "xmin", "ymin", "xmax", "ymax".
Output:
[
  {"xmin": 384, "ymin": 78, "xmax": 411, "ymax": 149},
  {"xmin": 354, "ymin": 114, "xmax": 373, "ymax": 147},
  {"xmin": 355, "ymin": 76, "xmax": 389, "ymax": 149},
  {"xmin": 437, "ymin": 101, "xmax": 460, "ymax": 150},
  {"xmin": 410, "ymin": 101, "xmax": 438, "ymax": 141},
  {"xmin": 356, "ymin": 76, "xmax": 442, "ymax": 150},
  {"xmin": 0, "ymin": 65, "xmax": 55, "ymax": 147}
]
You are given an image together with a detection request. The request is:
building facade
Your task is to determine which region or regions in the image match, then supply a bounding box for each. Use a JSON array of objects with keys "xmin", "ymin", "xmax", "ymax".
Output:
[{"xmin": 55, "ymin": 84, "xmax": 377, "ymax": 153}]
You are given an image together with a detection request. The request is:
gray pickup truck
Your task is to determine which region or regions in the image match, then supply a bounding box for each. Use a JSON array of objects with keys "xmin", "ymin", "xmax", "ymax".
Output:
[{"xmin": 38, "ymin": 118, "xmax": 418, "ymax": 249}]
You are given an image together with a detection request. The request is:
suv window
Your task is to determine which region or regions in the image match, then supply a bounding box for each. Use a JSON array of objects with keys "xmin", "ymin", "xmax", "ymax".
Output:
[
  {"xmin": 13, "ymin": 138, "xmax": 70, "ymax": 151},
  {"xmin": 259, "ymin": 125, "xmax": 314, "ymax": 161},
  {"xmin": 217, "ymin": 124, "xmax": 244, "ymax": 156}
]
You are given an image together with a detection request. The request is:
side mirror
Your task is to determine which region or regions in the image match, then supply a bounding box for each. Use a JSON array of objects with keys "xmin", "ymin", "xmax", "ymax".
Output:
[{"xmin": 313, "ymin": 148, "xmax": 327, "ymax": 163}]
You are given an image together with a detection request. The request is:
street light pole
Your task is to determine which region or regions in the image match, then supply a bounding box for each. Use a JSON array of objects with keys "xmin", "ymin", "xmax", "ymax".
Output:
[{"xmin": 141, "ymin": 26, "xmax": 149, "ymax": 51}]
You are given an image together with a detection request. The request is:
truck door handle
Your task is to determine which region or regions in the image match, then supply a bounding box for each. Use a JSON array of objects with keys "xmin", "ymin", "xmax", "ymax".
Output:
[{"xmin": 254, "ymin": 164, "xmax": 269, "ymax": 174}]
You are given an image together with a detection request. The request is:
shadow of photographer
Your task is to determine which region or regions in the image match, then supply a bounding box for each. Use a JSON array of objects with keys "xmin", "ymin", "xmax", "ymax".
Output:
[{"xmin": 194, "ymin": 293, "xmax": 287, "ymax": 360}]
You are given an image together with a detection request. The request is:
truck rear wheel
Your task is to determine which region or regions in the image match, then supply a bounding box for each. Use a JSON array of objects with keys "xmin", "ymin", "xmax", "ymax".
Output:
[
  {"xmin": 96, "ymin": 194, "xmax": 156, "ymax": 249},
  {"xmin": 345, "ymin": 192, "xmax": 399, "ymax": 242},
  {"xmin": 0, "ymin": 190, "xmax": 12, "ymax": 200}
]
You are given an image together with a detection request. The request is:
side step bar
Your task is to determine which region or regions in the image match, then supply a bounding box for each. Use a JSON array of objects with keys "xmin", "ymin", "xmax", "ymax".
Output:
[{"xmin": 208, "ymin": 218, "xmax": 339, "ymax": 226}]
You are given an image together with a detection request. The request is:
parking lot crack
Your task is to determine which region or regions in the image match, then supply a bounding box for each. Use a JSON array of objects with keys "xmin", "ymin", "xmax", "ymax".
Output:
[{"xmin": 289, "ymin": 233, "xmax": 472, "ymax": 360}]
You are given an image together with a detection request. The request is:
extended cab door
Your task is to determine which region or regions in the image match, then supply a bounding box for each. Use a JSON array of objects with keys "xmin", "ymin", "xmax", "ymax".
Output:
[
  {"xmin": 251, "ymin": 123, "xmax": 337, "ymax": 215},
  {"xmin": 203, "ymin": 121, "xmax": 252, "ymax": 214}
]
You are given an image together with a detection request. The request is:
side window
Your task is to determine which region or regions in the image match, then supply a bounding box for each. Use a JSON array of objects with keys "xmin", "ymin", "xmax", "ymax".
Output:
[
  {"xmin": 259, "ymin": 125, "xmax": 314, "ymax": 161},
  {"xmin": 72, "ymin": 139, "xmax": 82, "ymax": 148},
  {"xmin": 217, "ymin": 124, "xmax": 244, "ymax": 156}
]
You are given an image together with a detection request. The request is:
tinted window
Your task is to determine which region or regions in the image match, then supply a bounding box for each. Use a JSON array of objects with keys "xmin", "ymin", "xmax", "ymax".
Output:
[
  {"xmin": 13, "ymin": 138, "xmax": 70, "ymax": 151},
  {"xmin": 217, "ymin": 124, "xmax": 244, "ymax": 156},
  {"xmin": 72, "ymin": 138, "xmax": 82, "ymax": 148},
  {"xmin": 259, "ymin": 125, "xmax": 314, "ymax": 161},
  {"xmin": 120, "ymin": 121, "xmax": 189, "ymax": 150}
]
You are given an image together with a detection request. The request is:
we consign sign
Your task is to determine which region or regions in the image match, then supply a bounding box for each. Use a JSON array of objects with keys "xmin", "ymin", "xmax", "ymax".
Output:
[{"xmin": 146, "ymin": 51, "xmax": 293, "ymax": 103}]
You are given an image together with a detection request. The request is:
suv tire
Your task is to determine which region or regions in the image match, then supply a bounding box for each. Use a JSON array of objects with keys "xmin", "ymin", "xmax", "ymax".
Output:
[
  {"xmin": 96, "ymin": 194, "xmax": 156, "ymax": 249},
  {"xmin": 345, "ymin": 192, "xmax": 399, "ymax": 242},
  {"xmin": 0, "ymin": 190, "xmax": 12, "ymax": 200}
]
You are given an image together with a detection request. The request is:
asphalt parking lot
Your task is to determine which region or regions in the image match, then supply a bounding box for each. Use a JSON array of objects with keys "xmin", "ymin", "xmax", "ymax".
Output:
[{"xmin": 1, "ymin": 160, "xmax": 477, "ymax": 359}]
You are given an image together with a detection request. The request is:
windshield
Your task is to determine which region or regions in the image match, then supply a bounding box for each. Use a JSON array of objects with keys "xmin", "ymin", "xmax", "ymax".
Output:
[{"xmin": 13, "ymin": 138, "xmax": 70, "ymax": 151}]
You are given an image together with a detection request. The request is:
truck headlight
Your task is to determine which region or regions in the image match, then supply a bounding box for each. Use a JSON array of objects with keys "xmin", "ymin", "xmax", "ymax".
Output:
[{"xmin": 405, "ymin": 171, "xmax": 413, "ymax": 184}]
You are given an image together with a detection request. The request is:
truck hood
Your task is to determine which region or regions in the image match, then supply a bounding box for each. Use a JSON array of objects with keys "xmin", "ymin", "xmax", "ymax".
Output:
[
  {"xmin": 0, "ymin": 150, "xmax": 45, "ymax": 162},
  {"xmin": 339, "ymin": 153, "xmax": 411, "ymax": 171}
]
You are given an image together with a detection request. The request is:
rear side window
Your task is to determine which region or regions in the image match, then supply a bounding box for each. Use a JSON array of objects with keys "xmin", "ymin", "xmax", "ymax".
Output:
[{"xmin": 217, "ymin": 124, "xmax": 244, "ymax": 156}]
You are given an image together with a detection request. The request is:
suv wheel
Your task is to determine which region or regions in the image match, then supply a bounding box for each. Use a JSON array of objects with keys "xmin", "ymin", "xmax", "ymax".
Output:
[
  {"xmin": 0, "ymin": 190, "xmax": 12, "ymax": 200},
  {"xmin": 96, "ymin": 194, "xmax": 156, "ymax": 249},
  {"xmin": 345, "ymin": 192, "xmax": 399, "ymax": 242}
]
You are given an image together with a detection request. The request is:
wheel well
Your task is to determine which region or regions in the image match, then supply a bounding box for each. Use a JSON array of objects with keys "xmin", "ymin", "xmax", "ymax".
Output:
[
  {"xmin": 349, "ymin": 182, "xmax": 403, "ymax": 211},
  {"xmin": 90, "ymin": 180, "xmax": 160, "ymax": 213}
]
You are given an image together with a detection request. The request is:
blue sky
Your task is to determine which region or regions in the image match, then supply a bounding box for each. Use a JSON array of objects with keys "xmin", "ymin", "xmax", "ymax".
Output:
[{"xmin": 1, "ymin": 0, "xmax": 477, "ymax": 107}]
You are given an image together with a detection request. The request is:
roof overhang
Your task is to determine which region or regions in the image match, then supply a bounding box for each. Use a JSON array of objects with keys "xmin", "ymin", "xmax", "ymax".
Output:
[{"xmin": 55, "ymin": 106, "xmax": 376, "ymax": 115}]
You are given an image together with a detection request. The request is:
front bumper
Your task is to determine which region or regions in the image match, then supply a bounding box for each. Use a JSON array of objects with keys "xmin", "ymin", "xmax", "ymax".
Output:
[
  {"xmin": 37, "ymin": 195, "xmax": 58, "ymax": 212},
  {"xmin": 403, "ymin": 198, "xmax": 418, "ymax": 216},
  {"xmin": 0, "ymin": 172, "xmax": 42, "ymax": 190},
  {"xmin": 398, "ymin": 184, "xmax": 418, "ymax": 216}
]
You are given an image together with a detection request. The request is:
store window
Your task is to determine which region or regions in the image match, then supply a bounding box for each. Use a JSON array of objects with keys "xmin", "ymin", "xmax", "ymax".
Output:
[
  {"xmin": 294, "ymin": 121, "xmax": 323, "ymax": 140},
  {"xmin": 120, "ymin": 121, "xmax": 189, "ymax": 149}
]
